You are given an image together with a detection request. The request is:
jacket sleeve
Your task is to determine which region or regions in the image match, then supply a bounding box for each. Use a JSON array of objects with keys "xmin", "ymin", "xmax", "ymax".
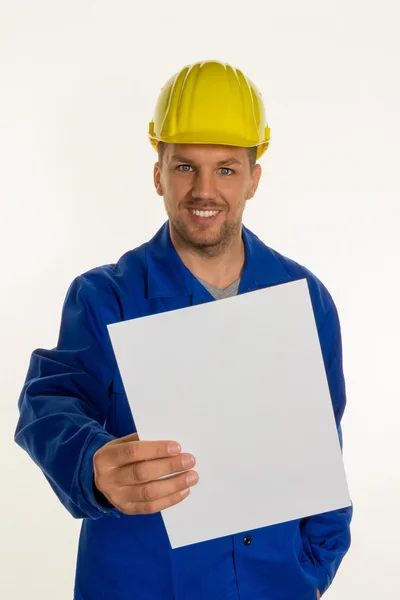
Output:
[
  {"xmin": 14, "ymin": 273, "xmax": 121, "ymax": 520},
  {"xmin": 300, "ymin": 292, "xmax": 353, "ymax": 595}
]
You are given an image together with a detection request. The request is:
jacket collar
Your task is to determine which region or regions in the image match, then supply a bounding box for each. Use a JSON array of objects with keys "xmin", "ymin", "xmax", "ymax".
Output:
[{"xmin": 146, "ymin": 221, "xmax": 291, "ymax": 299}]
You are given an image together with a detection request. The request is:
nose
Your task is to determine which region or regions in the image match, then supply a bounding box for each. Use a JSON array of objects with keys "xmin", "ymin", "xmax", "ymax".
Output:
[{"xmin": 191, "ymin": 170, "xmax": 217, "ymax": 201}]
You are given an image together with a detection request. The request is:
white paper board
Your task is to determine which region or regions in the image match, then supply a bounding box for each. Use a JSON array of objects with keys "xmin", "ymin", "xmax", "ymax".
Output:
[{"xmin": 108, "ymin": 279, "xmax": 351, "ymax": 549}]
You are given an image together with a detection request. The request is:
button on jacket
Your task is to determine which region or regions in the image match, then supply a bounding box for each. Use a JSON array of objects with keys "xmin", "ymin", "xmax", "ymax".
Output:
[{"xmin": 15, "ymin": 221, "xmax": 353, "ymax": 600}]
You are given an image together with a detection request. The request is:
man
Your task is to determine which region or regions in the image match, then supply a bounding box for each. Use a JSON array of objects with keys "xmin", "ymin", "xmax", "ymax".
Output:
[{"xmin": 15, "ymin": 60, "xmax": 352, "ymax": 599}]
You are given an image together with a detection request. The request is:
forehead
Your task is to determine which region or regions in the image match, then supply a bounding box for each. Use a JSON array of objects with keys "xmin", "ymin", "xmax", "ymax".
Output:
[{"xmin": 165, "ymin": 143, "xmax": 248, "ymax": 166}]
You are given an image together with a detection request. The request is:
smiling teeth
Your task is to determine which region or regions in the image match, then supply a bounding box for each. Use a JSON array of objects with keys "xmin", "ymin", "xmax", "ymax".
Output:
[{"xmin": 190, "ymin": 209, "xmax": 220, "ymax": 218}]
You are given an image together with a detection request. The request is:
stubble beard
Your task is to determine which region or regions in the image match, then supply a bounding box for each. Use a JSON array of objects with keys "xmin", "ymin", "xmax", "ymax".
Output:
[{"xmin": 167, "ymin": 208, "xmax": 243, "ymax": 258}]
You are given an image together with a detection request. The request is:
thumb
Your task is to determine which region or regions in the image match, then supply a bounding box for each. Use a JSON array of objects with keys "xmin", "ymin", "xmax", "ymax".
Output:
[{"xmin": 109, "ymin": 431, "xmax": 140, "ymax": 445}]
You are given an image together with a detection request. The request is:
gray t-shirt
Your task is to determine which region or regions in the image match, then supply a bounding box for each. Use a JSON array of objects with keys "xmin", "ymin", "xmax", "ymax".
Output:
[{"xmin": 195, "ymin": 276, "xmax": 240, "ymax": 300}]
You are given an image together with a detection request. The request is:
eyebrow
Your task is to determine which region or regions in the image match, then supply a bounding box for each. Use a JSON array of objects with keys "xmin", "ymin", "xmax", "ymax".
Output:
[{"xmin": 169, "ymin": 155, "xmax": 243, "ymax": 167}]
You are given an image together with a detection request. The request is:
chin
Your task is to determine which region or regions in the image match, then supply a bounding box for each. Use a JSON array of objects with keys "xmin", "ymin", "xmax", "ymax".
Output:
[
  {"xmin": 187, "ymin": 230, "xmax": 227, "ymax": 249},
  {"xmin": 171, "ymin": 217, "xmax": 230, "ymax": 249}
]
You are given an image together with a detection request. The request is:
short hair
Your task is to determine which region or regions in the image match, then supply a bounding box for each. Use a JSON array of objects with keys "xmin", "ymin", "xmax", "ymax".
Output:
[{"xmin": 157, "ymin": 141, "xmax": 258, "ymax": 172}]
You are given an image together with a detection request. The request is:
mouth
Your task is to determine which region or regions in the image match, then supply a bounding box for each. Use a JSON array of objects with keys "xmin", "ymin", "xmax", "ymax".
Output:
[
  {"xmin": 186, "ymin": 207, "xmax": 222, "ymax": 225},
  {"xmin": 188, "ymin": 208, "xmax": 221, "ymax": 217},
  {"xmin": 187, "ymin": 208, "xmax": 222, "ymax": 221}
]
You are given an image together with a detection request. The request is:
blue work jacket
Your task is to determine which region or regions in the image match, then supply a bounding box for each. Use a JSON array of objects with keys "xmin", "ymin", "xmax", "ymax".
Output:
[{"xmin": 15, "ymin": 221, "xmax": 352, "ymax": 600}]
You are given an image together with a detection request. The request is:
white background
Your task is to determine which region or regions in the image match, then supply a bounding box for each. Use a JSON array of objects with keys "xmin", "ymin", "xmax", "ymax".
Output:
[{"xmin": 1, "ymin": 1, "xmax": 399, "ymax": 598}]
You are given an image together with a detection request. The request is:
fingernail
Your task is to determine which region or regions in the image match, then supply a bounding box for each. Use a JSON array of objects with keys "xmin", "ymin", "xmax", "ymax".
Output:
[
  {"xmin": 181, "ymin": 454, "xmax": 195, "ymax": 469},
  {"xmin": 186, "ymin": 472, "xmax": 199, "ymax": 486},
  {"xmin": 168, "ymin": 443, "xmax": 181, "ymax": 455},
  {"xmin": 180, "ymin": 488, "xmax": 190, "ymax": 498}
]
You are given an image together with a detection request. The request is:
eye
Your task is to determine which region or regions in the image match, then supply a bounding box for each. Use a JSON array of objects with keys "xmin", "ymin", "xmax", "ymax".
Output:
[{"xmin": 176, "ymin": 165, "xmax": 233, "ymax": 175}]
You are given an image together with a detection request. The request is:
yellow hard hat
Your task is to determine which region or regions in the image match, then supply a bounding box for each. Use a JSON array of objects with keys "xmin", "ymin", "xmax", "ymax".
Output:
[{"xmin": 148, "ymin": 60, "xmax": 271, "ymax": 160}]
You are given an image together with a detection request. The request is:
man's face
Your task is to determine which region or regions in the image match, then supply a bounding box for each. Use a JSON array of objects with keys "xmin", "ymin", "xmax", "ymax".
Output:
[{"xmin": 154, "ymin": 144, "xmax": 262, "ymax": 254}]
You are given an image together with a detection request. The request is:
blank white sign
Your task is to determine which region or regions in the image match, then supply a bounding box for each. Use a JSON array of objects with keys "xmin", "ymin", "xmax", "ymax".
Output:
[{"xmin": 107, "ymin": 278, "xmax": 351, "ymax": 549}]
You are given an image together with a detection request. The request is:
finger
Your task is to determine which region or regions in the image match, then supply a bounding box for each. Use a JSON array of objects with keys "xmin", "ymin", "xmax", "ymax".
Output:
[
  {"xmin": 123, "ymin": 486, "xmax": 193, "ymax": 516},
  {"xmin": 110, "ymin": 453, "xmax": 196, "ymax": 487},
  {"xmin": 118, "ymin": 470, "xmax": 199, "ymax": 505},
  {"xmin": 101, "ymin": 439, "xmax": 182, "ymax": 469}
]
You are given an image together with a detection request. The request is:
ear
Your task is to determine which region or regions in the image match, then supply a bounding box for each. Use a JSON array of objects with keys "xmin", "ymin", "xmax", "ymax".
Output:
[
  {"xmin": 247, "ymin": 163, "xmax": 262, "ymax": 200},
  {"xmin": 154, "ymin": 162, "xmax": 164, "ymax": 197}
]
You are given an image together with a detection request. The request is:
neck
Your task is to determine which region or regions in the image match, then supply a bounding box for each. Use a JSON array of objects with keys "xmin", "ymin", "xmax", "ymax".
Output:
[{"xmin": 170, "ymin": 225, "xmax": 245, "ymax": 289}]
